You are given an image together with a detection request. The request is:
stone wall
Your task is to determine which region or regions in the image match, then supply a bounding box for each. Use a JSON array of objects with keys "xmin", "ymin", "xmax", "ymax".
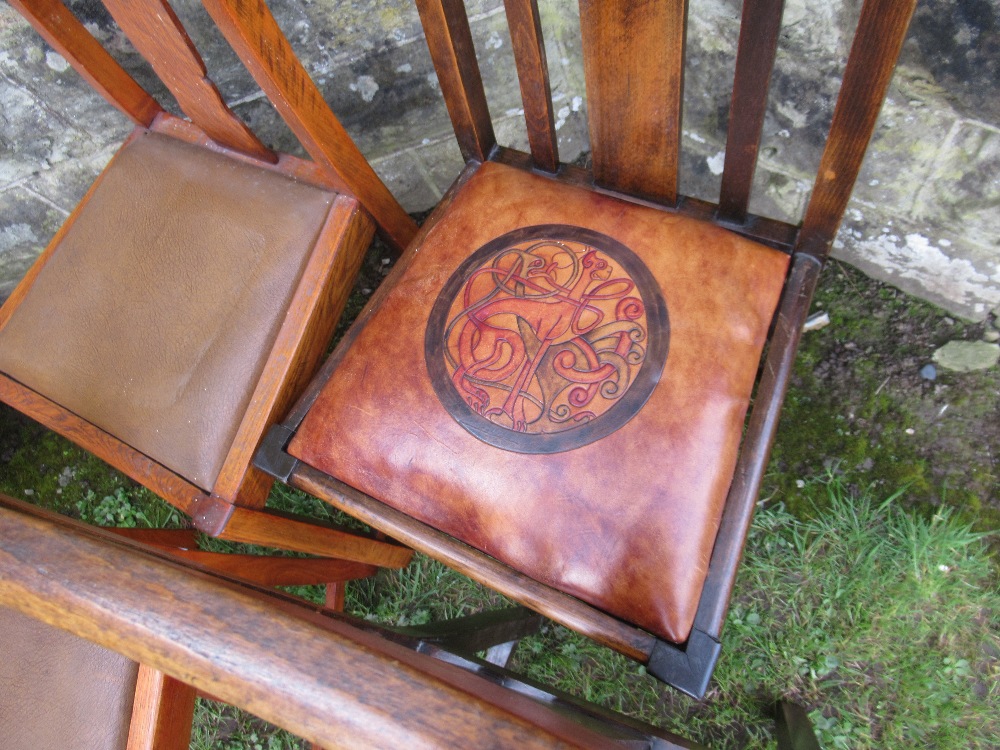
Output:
[{"xmin": 1, "ymin": 0, "xmax": 997, "ymax": 319}]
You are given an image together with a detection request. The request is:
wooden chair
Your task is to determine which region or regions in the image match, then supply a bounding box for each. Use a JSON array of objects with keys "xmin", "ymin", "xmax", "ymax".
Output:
[
  {"xmin": 0, "ymin": 492, "xmax": 398, "ymax": 750},
  {"xmin": 0, "ymin": 0, "xmax": 414, "ymax": 575},
  {"xmin": 255, "ymin": 0, "xmax": 918, "ymax": 697},
  {"xmin": 0, "ymin": 493, "xmax": 708, "ymax": 749},
  {"xmin": 2, "ymin": 494, "xmax": 821, "ymax": 748}
]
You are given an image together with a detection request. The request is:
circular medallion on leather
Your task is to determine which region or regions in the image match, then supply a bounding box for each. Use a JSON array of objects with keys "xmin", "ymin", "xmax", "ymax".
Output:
[{"xmin": 425, "ymin": 224, "xmax": 669, "ymax": 453}]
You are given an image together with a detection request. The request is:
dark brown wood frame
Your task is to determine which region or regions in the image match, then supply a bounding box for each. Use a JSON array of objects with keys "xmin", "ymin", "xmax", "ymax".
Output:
[
  {"xmin": 256, "ymin": 0, "xmax": 918, "ymax": 698},
  {"xmin": 0, "ymin": 0, "xmax": 418, "ymax": 568}
]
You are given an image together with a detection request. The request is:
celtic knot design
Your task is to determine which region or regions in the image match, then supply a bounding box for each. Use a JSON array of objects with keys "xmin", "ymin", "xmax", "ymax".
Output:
[{"xmin": 426, "ymin": 225, "xmax": 669, "ymax": 454}]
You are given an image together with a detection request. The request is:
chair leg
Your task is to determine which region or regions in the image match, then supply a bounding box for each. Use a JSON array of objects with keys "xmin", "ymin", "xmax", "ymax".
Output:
[
  {"xmin": 774, "ymin": 701, "xmax": 822, "ymax": 750},
  {"xmin": 126, "ymin": 665, "xmax": 197, "ymax": 750},
  {"xmin": 108, "ymin": 527, "xmax": 381, "ymax": 587},
  {"xmin": 324, "ymin": 581, "xmax": 347, "ymax": 612},
  {"xmin": 399, "ymin": 607, "xmax": 545, "ymax": 662}
]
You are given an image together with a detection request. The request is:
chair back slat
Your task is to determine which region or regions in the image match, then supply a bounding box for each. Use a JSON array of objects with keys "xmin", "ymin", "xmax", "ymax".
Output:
[
  {"xmin": 101, "ymin": 0, "xmax": 275, "ymax": 162},
  {"xmin": 202, "ymin": 0, "xmax": 417, "ymax": 251},
  {"xmin": 578, "ymin": 0, "xmax": 686, "ymax": 205},
  {"xmin": 9, "ymin": 0, "xmax": 163, "ymax": 127},
  {"xmin": 415, "ymin": 0, "xmax": 496, "ymax": 163},
  {"xmin": 503, "ymin": 0, "xmax": 558, "ymax": 173},
  {"xmin": 717, "ymin": 0, "xmax": 785, "ymax": 224},
  {"xmin": 796, "ymin": 0, "xmax": 917, "ymax": 258}
]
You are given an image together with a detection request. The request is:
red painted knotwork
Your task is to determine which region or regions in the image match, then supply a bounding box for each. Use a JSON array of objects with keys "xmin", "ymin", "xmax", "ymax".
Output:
[{"xmin": 426, "ymin": 225, "xmax": 668, "ymax": 453}]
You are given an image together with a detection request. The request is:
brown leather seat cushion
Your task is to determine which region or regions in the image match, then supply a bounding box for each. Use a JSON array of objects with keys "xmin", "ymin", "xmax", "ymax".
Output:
[
  {"xmin": 289, "ymin": 162, "xmax": 789, "ymax": 643},
  {"xmin": 0, "ymin": 131, "xmax": 335, "ymax": 490},
  {"xmin": 0, "ymin": 604, "xmax": 139, "ymax": 750}
]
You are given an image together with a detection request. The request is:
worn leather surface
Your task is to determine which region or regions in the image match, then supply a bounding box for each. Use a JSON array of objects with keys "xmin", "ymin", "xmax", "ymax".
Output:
[
  {"xmin": 290, "ymin": 162, "xmax": 790, "ymax": 643},
  {"xmin": 0, "ymin": 132, "xmax": 334, "ymax": 490},
  {"xmin": 0, "ymin": 605, "xmax": 139, "ymax": 750}
]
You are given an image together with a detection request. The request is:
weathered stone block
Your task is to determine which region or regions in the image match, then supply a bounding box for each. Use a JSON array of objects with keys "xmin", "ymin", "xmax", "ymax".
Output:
[
  {"xmin": 0, "ymin": 0, "xmax": 997, "ymax": 320},
  {"xmin": 0, "ymin": 189, "xmax": 64, "ymax": 302}
]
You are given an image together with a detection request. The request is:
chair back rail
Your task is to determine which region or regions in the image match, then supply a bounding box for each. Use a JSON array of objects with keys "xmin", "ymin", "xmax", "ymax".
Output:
[
  {"xmin": 101, "ymin": 0, "xmax": 276, "ymax": 162},
  {"xmin": 696, "ymin": 0, "xmax": 918, "ymax": 638},
  {"xmin": 504, "ymin": 0, "xmax": 559, "ymax": 172},
  {"xmin": 12, "ymin": 0, "xmax": 416, "ymax": 250},
  {"xmin": 415, "ymin": 0, "xmax": 497, "ymax": 163},
  {"xmin": 419, "ymin": 0, "xmax": 916, "ymax": 246},
  {"xmin": 579, "ymin": 0, "xmax": 686, "ymax": 204},
  {"xmin": 202, "ymin": 0, "xmax": 417, "ymax": 250},
  {"xmin": 797, "ymin": 0, "xmax": 918, "ymax": 259},
  {"xmin": 717, "ymin": 0, "xmax": 785, "ymax": 223}
]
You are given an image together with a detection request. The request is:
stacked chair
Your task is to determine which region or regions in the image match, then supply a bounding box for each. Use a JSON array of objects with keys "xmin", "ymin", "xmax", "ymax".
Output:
[
  {"xmin": 1, "ymin": 0, "xmax": 918, "ymax": 739},
  {"xmin": 256, "ymin": 0, "xmax": 919, "ymax": 698},
  {"xmin": 0, "ymin": 0, "xmax": 417, "ymax": 596}
]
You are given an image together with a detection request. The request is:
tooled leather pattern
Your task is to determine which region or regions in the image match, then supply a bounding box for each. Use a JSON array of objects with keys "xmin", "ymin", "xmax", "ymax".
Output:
[{"xmin": 290, "ymin": 162, "xmax": 790, "ymax": 643}]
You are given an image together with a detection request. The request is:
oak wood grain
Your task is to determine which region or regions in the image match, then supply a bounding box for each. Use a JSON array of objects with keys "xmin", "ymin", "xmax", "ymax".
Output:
[
  {"xmin": 579, "ymin": 0, "xmax": 686, "ymax": 204},
  {"xmin": 103, "ymin": 528, "xmax": 380, "ymax": 588},
  {"xmin": 0, "ymin": 497, "xmax": 626, "ymax": 750},
  {"xmin": 140, "ymin": 551, "xmax": 379, "ymax": 588},
  {"xmin": 415, "ymin": 0, "xmax": 497, "ymax": 163},
  {"xmin": 126, "ymin": 665, "xmax": 197, "ymax": 750},
  {"xmin": 101, "ymin": 0, "xmax": 275, "ymax": 162},
  {"xmin": 504, "ymin": 0, "xmax": 558, "ymax": 172},
  {"xmin": 202, "ymin": 0, "xmax": 417, "ymax": 251},
  {"xmin": 797, "ymin": 0, "xmax": 917, "ymax": 259},
  {"xmin": 718, "ymin": 0, "xmax": 785, "ymax": 223},
  {"xmin": 218, "ymin": 506, "xmax": 414, "ymax": 569},
  {"xmin": 492, "ymin": 147, "xmax": 799, "ymax": 252},
  {"xmin": 106, "ymin": 528, "xmax": 200, "ymax": 550}
]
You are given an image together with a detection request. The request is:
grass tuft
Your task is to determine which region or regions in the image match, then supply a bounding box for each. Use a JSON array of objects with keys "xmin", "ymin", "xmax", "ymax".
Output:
[{"xmin": 512, "ymin": 474, "xmax": 999, "ymax": 748}]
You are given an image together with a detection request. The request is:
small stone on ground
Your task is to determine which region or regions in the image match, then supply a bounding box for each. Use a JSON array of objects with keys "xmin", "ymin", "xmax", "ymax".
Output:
[{"xmin": 931, "ymin": 340, "xmax": 1000, "ymax": 372}]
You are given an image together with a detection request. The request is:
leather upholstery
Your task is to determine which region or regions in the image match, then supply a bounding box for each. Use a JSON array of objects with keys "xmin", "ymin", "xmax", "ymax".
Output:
[
  {"xmin": 289, "ymin": 162, "xmax": 789, "ymax": 643},
  {"xmin": 0, "ymin": 604, "xmax": 139, "ymax": 750},
  {"xmin": 0, "ymin": 131, "xmax": 335, "ymax": 490}
]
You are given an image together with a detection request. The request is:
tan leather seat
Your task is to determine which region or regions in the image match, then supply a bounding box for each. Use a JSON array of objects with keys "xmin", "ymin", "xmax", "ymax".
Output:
[
  {"xmin": 0, "ymin": 605, "xmax": 139, "ymax": 750},
  {"xmin": 0, "ymin": 131, "xmax": 336, "ymax": 490},
  {"xmin": 288, "ymin": 162, "xmax": 789, "ymax": 643}
]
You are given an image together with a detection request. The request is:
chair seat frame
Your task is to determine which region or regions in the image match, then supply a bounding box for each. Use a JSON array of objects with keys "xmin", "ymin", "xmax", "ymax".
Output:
[
  {"xmin": 259, "ymin": 0, "xmax": 917, "ymax": 697},
  {"xmin": 1, "ymin": 0, "xmax": 418, "ymax": 568}
]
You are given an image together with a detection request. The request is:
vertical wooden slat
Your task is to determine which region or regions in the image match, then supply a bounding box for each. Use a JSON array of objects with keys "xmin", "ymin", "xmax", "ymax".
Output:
[
  {"xmin": 202, "ymin": 0, "xmax": 417, "ymax": 251},
  {"xmin": 101, "ymin": 0, "xmax": 275, "ymax": 162},
  {"xmin": 579, "ymin": 0, "xmax": 686, "ymax": 204},
  {"xmin": 796, "ymin": 0, "xmax": 917, "ymax": 259},
  {"xmin": 717, "ymin": 0, "xmax": 785, "ymax": 223},
  {"xmin": 504, "ymin": 0, "xmax": 559, "ymax": 172},
  {"xmin": 9, "ymin": 0, "xmax": 162, "ymax": 126},
  {"xmin": 416, "ymin": 0, "xmax": 497, "ymax": 163},
  {"xmin": 126, "ymin": 665, "xmax": 197, "ymax": 750}
]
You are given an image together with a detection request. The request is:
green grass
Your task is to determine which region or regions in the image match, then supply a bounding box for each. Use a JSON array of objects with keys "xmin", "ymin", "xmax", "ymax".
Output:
[
  {"xmin": 249, "ymin": 473, "xmax": 998, "ymax": 749},
  {"xmin": 501, "ymin": 475, "xmax": 999, "ymax": 748}
]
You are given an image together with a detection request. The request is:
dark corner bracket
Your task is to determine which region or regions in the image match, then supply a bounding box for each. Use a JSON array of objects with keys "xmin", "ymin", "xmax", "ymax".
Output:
[
  {"xmin": 254, "ymin": 423, "xmax": 301, "ymax": 482},
  {"xmin": 646, "ymin": 629, "xmax": 722, "ymax": 700}
]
